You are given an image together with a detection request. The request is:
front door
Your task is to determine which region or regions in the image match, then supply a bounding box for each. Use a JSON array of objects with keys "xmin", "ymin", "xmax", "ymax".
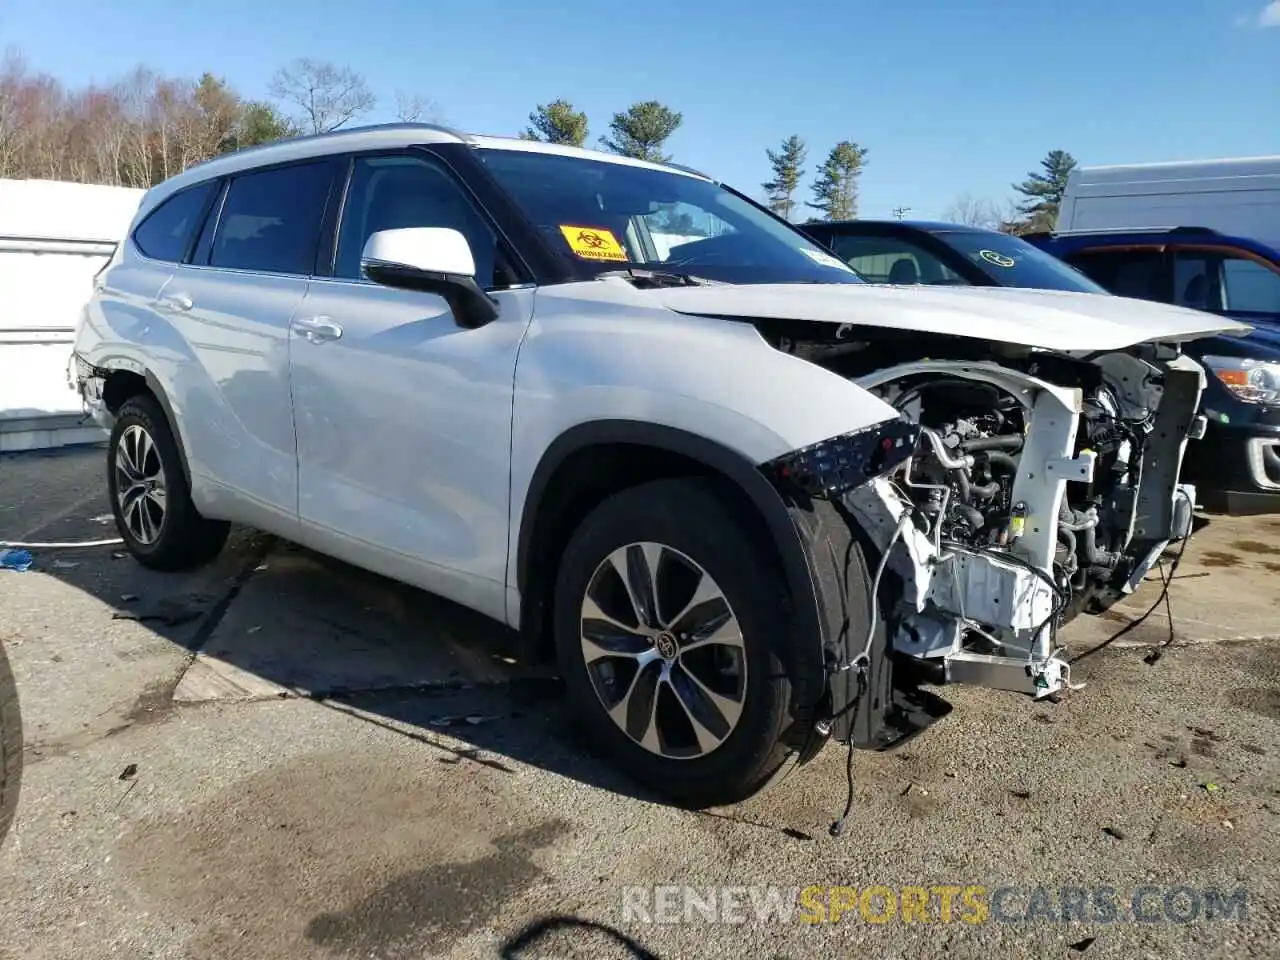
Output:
[{"xmin": 289, "ymin": 151, "xmax": 533, "ymax": 620}]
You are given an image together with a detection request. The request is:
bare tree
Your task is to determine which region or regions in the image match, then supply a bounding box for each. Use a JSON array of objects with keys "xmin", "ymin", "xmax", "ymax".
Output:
[
  {"xmin": 268, "ymin": 58, "xmax": 375, "ymax": 134},
  {"xmin": 0, "ymin": 50, "xmax": 30, "ymax": 177},
  {"xmin": 0, "ymin": 49, "xmax": 351, "ymax": 186},
  {"xmin": 394, "ymin": 90, "xmax": 442, "ymax": 124},
  {"xmin": 942, "ymin": 194, "xmax": 1004, "ymax": 230}
]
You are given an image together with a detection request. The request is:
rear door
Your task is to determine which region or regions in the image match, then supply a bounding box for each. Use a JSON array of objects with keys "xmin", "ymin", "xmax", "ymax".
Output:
[{"xmin": 162, "ymin": 158, "xmax": 343, "ymax": 530}]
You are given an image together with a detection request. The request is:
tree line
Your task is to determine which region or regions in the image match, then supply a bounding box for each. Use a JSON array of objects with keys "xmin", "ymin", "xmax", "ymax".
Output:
[
  {"xmin": 0, "ymin": 51, "xmax": 434, "ymax": 188},
  {"xmin": 1, "ymin": 48, "xmax": 1078, "ymax": 232}
]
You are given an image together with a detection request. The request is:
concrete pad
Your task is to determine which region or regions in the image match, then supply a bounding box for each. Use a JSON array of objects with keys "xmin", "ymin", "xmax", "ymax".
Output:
[
  {"xmin": 1061, "ymin": 512, "xmax": 1280, "ymax": 654},
  {"xmin": 171, "ymin": 655, "xmax": 289, "ymax": 703},
  {"xmin": 178, "ymin": 540, "xmax": 519, "ymax": 702}
]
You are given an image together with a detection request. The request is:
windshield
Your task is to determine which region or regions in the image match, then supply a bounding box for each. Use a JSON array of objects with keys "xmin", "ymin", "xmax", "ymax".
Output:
[
  {"xmin": 475, "ymin": 148, "xmax": 863, "ymax": 285},
  {"xmin": 937, "ymin": 230, "xmax": 1111, "ymax": 294}
]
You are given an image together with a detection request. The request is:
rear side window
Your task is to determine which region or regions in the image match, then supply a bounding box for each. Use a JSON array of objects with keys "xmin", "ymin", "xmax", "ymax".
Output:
[
  {"xmin": 210, "ymin": 162, "xmax": 335, "ymax": 275},
  {"xmin": 132, "ymin": 181, "xmax": 218, "ymax": 262},
  {"xmin": 1067, "ymin": 249, "xmax": 1169, "ymax": 302}
]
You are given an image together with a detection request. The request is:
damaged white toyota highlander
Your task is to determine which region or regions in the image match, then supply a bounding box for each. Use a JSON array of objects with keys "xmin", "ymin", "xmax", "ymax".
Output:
[{"xmin": 71, "ymin": 125, "xmax": 1250, "ymax": 810}]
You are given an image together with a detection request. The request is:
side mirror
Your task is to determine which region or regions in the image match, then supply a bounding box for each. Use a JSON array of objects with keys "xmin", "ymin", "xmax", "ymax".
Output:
[{"xmin": 360, "ymin": 227, "xmax": 499, "ymax": 329}]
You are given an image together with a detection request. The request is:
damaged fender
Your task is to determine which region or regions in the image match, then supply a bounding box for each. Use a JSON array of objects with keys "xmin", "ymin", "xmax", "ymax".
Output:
[{"xmin": 760, "ymin": 419, "xmax": 951, "ymax": 750}]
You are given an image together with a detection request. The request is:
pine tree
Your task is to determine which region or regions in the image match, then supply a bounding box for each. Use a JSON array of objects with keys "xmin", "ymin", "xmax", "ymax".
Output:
[
  {"xmin": 807, "ymin": 141, "xmax": 868, "ymax": 221},
  {"xmin": 598, "ymin": 101, "xmax": 682, "ymax": 163},
  {"xmin": 763, "ymin": 135, "xmax": 807, "ymax": 221},
  {"xmin": 519, "ymin": 100, "xmax": 588, "ymax": 147},
  {"xmin": 1012, "ymin": 149, "xmax": 1077, "ymax": 230}
]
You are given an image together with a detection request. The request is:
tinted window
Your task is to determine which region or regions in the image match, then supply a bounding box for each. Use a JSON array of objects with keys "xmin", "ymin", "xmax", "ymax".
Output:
[
  {"xmin": 1223, "ymin": 258, "xmax": 1280, "ymax": 315},
  {"xmin": 939, "ymin": 231, "xmax": 1110, "ymax": 294},
  {"xmin": 190, "ymin": 181, "xmax": 227, "ymax": 266},
  {"xmin": 1173, "ymin": 252, "xmax": 1218, "ymax": 311},
  {"xmin": 1067, "ymin": 249, "xmax": 1168, "ymax": 301},
  {"xmin": 476, "ymin": 148, "xmax": 861, "ymax": 285},
  {"xmin": 210, "ymin": 162, "xmax": 334, "ymax": 274},
  {"xmin": 132, "ymin": 181, "xmax": 217, "ymax": 262},
  {"xmin": 335, "ymin": 155, "xmax": 502, "ymax": 288},
  {"xmin": 828, "ymin": 234, "xmax": 963, "ymax": 285},
  {"xmin": 1173, "ymin": 250, "xmax": 1280, "ymax": 316}
]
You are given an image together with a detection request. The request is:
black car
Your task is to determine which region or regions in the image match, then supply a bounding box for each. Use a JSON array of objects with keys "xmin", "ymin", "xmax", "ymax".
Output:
[{"xmin": 797, "ymin": 219, "xmax": 1280, "ymax": 515}]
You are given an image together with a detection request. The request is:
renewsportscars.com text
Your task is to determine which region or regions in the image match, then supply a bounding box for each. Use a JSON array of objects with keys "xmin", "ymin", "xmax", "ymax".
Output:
[{"xmin": 620, "ymin": 884, "xmax": 1249, "ymax": 925}]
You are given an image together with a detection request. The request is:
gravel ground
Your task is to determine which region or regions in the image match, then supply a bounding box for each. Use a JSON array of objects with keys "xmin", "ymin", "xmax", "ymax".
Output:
[{"xmin": 1, "ymin": 444, "xmax": 1277, "ymax": 960}]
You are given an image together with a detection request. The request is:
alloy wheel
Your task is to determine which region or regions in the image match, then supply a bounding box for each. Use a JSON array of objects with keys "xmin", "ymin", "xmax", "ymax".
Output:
[
  {"xmin": 579, "ymin": 542, "xmax": 748, "ymax": 760},
  {"xmin": 115, "ymin": 424, "xmax": 167, "ymax": 545}
]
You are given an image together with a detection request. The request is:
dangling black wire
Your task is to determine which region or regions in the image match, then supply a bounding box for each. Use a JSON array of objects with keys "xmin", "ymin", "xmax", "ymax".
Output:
[
  {"xmin": 1069, "ymin": 503, "xmax": 1194, "ymax": 665},
  {"xmin": 829, "ymin": 669, "xmax": 867, "ymax": 838}
]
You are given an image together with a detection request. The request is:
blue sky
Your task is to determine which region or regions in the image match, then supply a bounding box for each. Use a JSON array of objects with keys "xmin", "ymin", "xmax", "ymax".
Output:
[{"xmin": 3, "ymin": 0, "xmax": 1278, "ymax": 219}]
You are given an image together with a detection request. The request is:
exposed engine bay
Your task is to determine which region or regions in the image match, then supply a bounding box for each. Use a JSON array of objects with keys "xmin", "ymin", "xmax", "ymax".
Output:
[{"xmin": 761, "ymin": 325, "xmax": 1208, "ymax": 713}]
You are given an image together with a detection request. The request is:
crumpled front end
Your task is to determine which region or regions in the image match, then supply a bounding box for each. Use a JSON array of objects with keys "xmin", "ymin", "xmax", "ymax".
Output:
[{"xmin": 760, "ymin": 347, "xmax": 1208, "ymax": 749}]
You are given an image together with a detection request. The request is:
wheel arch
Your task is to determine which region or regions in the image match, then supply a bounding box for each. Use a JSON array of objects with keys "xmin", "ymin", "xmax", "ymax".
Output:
[
  {"xmin": 98, "ymin": 362, "xmax": 193, "ymax": 483},
  {"xmin": 514, "ymin": 420, "xmax": 825, "ymax": 684}
]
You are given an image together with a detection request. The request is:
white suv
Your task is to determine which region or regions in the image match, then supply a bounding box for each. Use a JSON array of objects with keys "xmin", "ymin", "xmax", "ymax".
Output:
[{"xmin": 71, "ymin": 124, "xmax": 1247, "ymax": 808}]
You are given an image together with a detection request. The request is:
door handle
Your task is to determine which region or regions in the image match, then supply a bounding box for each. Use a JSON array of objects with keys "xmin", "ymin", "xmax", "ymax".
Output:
[
  {"xmin": 156, "ymin": 293, "xmax": 193, "ymax": 312},
  {"xmin": 291, "ymin": 316, "xmax": 344, "ymax": 344}
]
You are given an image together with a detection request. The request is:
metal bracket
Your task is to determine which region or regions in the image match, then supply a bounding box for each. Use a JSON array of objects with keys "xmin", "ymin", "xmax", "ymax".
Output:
[{"xmin": 1045, "ymin": 449, "xmax": 1097, "ymax": 484}]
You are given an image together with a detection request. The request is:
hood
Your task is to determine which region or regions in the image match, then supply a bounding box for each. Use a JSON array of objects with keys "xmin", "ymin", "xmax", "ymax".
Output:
[{"xmin": 652, "ymin": 283, "xmax": 1252, "ymax": 353}]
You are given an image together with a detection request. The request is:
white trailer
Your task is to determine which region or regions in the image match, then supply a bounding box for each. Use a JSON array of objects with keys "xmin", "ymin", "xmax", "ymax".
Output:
[
  {"xmin": 0, "ymin": 178, "xmax": 143, "ymax": 451},
  {"xmin": 1055, "ymin": 156, "xmax": 1280, "ymax": 250}
]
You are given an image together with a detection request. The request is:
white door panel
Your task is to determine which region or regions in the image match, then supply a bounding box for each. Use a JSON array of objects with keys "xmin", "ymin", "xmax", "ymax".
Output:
[
  {"xmin": 163, "ymin": 267, "xmax": 304, "ymax": 528},
  {"xmin": 290, "ymin": 280, "xmax": 532, "ymax": 616}
]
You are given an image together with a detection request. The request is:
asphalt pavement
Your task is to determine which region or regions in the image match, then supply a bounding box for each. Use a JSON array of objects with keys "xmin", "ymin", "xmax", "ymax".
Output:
[{"xmin": 1, "ymin": 444, "xmax": 1277, "ymax": 960}]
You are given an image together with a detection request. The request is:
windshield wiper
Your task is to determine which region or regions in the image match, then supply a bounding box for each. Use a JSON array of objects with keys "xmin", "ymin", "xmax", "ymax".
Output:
[{"xmin": 597, "ymin": 268, "xmax": 721, "ymax": 288}]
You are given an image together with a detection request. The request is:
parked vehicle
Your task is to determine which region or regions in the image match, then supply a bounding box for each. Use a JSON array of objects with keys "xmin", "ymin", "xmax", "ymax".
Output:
[
  {"xmin": 799, "ymin": 219, "xmax": 1280, "ymax": 515},
  {"xmin": 796, "ymin": 218, "xmax": 1111, "ymax": 292},
  {"xmin": 71, "ymin": 125, "xmax": 1247, "ymax": 807},
  {"xmin": 0, "ymin": 637, "xmax": 21, "ymax": 848},
  {"xmin": 1056, "ymin": 156, "xmax": 1280, "ymax": 250},
  {"xmin": 1026, "ymin": 227, "xmax": 1280, "ymax": 514}
]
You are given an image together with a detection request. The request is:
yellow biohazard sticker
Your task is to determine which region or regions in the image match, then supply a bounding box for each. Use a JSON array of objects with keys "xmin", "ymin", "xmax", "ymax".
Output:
[{"xmin": 559, "ymin": 225, "xmax": 627, "ymax": 262}]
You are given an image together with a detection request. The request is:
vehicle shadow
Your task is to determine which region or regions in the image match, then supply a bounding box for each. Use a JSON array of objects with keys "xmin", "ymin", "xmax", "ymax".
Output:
[
  {"xmin": 2, "ymin": 445, "xmax": 1244, "ymax": 813},
  {"xmin": 0, "ymin": 444, "xmax": 671, "ymax": 809}
]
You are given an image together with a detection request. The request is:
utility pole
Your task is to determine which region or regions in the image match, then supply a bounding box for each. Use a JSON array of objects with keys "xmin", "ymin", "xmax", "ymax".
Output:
[{"xmin": 892, "ymin": 206, "xmax": 911, "ymax": 220}]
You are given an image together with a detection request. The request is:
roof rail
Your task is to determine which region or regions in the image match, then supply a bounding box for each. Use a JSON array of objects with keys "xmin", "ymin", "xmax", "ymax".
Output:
[
  {"xmin": 663, "ymin": 161, "xmax": 713, "ymax": 180},
  {"xmin": 183, "ymin": 121, "xmax": 467, "ymax": 173},
  {"xmin": 1048, "ymin": 224, "xmax": 1223, "ymax": 238}
]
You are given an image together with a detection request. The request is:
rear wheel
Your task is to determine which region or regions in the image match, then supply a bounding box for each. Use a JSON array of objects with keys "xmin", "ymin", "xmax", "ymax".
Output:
[
  {"xmin": 0, "ymin": 638, "xmax": 22, "ymax": 848},
  {"xmin": 107, "ymin": 394, "xmax": 229, "ymax": 571},
  {"xmin": 553, "ymin": 477, "xmax": 819, "ymax": 808}
]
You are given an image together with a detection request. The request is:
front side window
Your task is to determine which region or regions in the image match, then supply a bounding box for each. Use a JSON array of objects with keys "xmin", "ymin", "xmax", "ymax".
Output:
[
  {"xmin": 210, "ymin": 161, "xmax": 335, "ymax": 275},
  {"xmin": 334, "ymin": 154, "xmax": 502, "ymax": 288},
  {"xmin": 1173, "ymin": 250, "xmax": 1280, "ymax": 317},
  {"xmin": 132, "ymin": 181, "xmax": 218, "ymax": 263},
  {"xmin": 827, "ymin": 234, "xmax": 962, "ymax": 285},
  {"xmin": 474, "ymin": 148, "xmax": 861, "ymax": 285}
]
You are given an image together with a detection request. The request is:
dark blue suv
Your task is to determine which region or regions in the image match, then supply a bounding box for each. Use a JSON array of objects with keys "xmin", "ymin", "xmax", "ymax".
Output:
[{"xmin": 797, "ymin": 220, "xmax": 1280, "ymax": 514}]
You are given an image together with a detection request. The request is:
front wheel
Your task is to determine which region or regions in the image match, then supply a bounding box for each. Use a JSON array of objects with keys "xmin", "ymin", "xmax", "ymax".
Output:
[
  {"xmin": 0, "ymin": 638, "xmax": 22, "ymax": 848},
  {"xmin": 553, "ymin": 478, "xmax": 820, "ymax": 808}
]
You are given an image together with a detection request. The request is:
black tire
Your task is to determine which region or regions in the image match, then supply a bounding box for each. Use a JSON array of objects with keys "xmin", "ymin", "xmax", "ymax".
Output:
[
  {"xmin": 0, "ymin": 638, "xmax": 22, "ymax": 849},
  {"xmin": 106, "ymin": 393, "xmax": 230, "ymax": 571},
  {"xmin": 553, "ymin": 477, "xmax": 820, "ymax": 808}
]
